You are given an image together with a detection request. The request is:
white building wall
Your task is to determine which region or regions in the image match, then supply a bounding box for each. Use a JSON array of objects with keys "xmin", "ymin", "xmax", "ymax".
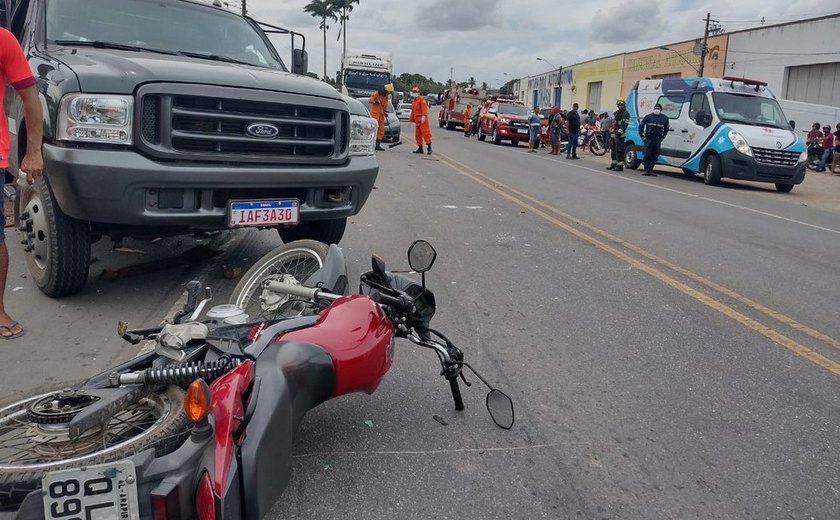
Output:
[{"xmin": 726, "ymin": 16, "xmax": 840, "ymax": 107}]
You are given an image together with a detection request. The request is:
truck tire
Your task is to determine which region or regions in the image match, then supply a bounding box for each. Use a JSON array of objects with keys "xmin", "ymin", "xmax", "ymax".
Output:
[
  {"xmin": 277, "ymin": 218, "xmax": 346, "ymax": 245},
  {"xmin": 623, "ymin": 144, "xmax": 641, "ymax": 170},
  {"xmin": 439, "ymin": 118, "xmax": 445, "ymax": 128},
  {"xmin": 477, "ymin": 126, "xmax": 486, "ymax": 141},
  {"xmin": 18, "ymin": 177, "xmax": 90, "ymax": 298},
  {"xmin": 492, "ymin": 126, "xmax": 502, "ymax": 145},
  {"xmin": 703, "ymin": 155, "xmax": 723, "ymax": 186},
  {"xmin": 446, "ymin": 117, "xmax": 456, "ymax": 130},
  {"xmin": 775, "ymin": 183, "xmax": 794, "ymax": 193}
]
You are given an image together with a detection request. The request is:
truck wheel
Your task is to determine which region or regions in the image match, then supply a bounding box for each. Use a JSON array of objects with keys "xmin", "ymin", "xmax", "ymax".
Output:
[
  {"xmin": 623, "ymin": 144, "xmax": 641, "ymax": 170},
  {"xmin": 446, "ymin": 117, "xmax": 456, "ymax": 130},
  {"xmin": 438, "ymin": 118, "xmax": 445, "ymax": 128},
  {"xmin": 775, "ymin": 183, "xmax": 794, "ymax": 193},
  {"xmin": 477, "ymin": 126, "xmax": 486, "ymax": 141},
  {"xmin": 276, "ymin": 218, "xmax": 346, "ymax": 245},
  {"xmin": 18, "ymin": 177, "xmax": 91, "ymax": 297},
  {"xmin": 492, "ymin": 127, "xmax": 501, "ymax": 145},
  {"xmin": 702, "ymin": 155, "xmax": 722, "ymax": 186}
]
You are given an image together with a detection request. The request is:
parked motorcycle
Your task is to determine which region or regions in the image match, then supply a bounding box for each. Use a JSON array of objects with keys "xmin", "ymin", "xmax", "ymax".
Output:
[
  {"xmin": 0, "ymin": 239, "xmax": 514, "ymax": 520},
  {"xmin": 806, "ymin": 140, "xmax": 824, "ymax": 171}
]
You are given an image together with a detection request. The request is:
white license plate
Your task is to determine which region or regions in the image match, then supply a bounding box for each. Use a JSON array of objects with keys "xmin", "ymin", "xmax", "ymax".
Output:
[
  {"xmin": 42, "ymin": 460, "xmax": 139, "ymax": 520},
  {"xmin": 229, "ymin": 199, "xmax": 300, "ymax": 228},
  {"xmin": 516, "ymin": 129, "xmax": 529, "ymax": 134}
]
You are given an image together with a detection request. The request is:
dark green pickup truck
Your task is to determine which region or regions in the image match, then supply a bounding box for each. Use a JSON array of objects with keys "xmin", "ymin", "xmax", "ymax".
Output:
[{"xmin": 2, "ymin": 0, "xmax": 379, "ymax": 297}]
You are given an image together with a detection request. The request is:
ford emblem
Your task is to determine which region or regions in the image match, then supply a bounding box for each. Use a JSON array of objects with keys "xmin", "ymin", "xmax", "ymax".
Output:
[
  {"xmin": 776, "ymin": 141, "xmax": 782, "ymax": 149},
  {"xmin": 246, "ymin": 122, "xmax": 279, "ymax": 138}
]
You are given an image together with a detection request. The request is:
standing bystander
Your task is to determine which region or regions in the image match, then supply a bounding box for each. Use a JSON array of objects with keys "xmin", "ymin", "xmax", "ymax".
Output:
[
  {"xmin": 0, "ymin": 27, "xmax": 44, "ymax": 339},
  {"xmin": 566, "ymin": 103, "xmax": 581, "ymax": 159},
  {"xmin": 527, "ymin": 106, "xmax": 541, "ymax": 153},
  {"xmin": 817, "ymin": 125, "xmax": 834, "ymax": 172},
  {"xmin": 831, "ymin": 123, "xmax": 840, "ymax": 175}
]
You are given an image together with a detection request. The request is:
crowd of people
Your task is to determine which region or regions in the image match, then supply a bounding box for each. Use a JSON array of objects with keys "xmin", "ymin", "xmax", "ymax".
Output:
[{"xmin": 807, "ymin": 122, "xmax": 840, "ymax": 175}]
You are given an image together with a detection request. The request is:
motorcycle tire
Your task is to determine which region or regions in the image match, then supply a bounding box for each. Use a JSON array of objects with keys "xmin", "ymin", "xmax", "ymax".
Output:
[
  {"xmin": 230, "ymin": 239, "xmax": 330, "ymax": 321},
  {"xmin": 806, "ymin": 156, "xmax": 820, "ymax": 171},
  {"xmin": 590, "ymin": 134, "xmax": 607, "ymax": 156},
  {"xmin": 0, "ymin": 385, "xmax": 189, "ymax": 511}
]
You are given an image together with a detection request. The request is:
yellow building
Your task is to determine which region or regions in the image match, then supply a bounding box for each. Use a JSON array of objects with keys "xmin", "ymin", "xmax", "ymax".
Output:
[{"xmin": 568, "ymin": 54, "xmax": 624, "ymax": 114}]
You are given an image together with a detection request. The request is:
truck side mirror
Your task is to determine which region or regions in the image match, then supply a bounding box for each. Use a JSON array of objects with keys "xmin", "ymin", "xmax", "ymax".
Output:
[{"xmin": 292, "ymin": 49, "xmax": 308, "ymax": 76}]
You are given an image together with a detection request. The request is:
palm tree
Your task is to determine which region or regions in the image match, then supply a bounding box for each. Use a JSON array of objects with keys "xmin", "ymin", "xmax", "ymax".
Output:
[
  {"xmin": 303, "ymin": 0, "xmax": 337, "ymax": 81},
  {"xmin": 329, "ymin": 0, "xmax": 359, "ymax": 79}
]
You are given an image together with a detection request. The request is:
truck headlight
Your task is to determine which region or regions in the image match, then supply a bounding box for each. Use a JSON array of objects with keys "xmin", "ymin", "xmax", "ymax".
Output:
[
  {"xmin": 499, "ymin": 117, "xmax": 509, "ymax": 124},
  {"xmin": 350, "ymin": 115, "xmax": 376, "ymax": 156},
  {"xmin": 727, "ymin": 129, "xmax": 752, "ymax": 157},
  {"xmin": 57, "ymin": 94, "xmax": 133, "ymax": 144}
]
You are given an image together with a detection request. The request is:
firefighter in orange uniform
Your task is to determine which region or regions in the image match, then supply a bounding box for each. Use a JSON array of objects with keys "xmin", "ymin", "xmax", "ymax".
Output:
[
  {"xmin": 462, "ymin": 103, "xmax": 472, "ymax": 137},
  {"xmin": 409, "ymin": 86, "xmax": 432, "ymax": 154},
  {"xmin": 369, "ymin": 83, "xmax": 393, "ymax": 151}
]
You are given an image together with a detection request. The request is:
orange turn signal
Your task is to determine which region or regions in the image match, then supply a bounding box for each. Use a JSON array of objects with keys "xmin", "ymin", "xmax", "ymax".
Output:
[{"xmin": 185, "ymin": 379, "xmax": 212, "ymax": 423}]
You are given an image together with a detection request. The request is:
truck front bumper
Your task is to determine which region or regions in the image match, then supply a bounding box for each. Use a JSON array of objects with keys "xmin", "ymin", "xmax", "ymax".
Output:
[
  {"xmin": 44, "ymin": 144, "xmax": 379, "ymax": 229},
  {"xmin": 719, "ymin": 149, "xmax": 806, "ymax": 185}
]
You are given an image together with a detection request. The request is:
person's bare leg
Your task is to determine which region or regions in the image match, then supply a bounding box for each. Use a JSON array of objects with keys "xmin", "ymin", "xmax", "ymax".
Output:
[{"xmin": 0, "ymin": 241, "xmax": 22, "ymax": 337}]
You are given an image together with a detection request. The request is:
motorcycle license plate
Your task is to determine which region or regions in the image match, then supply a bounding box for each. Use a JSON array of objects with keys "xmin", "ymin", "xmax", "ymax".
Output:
[
  {"xmin": 229, "ymin": 199, "xmax": 299, "ymax": 228},
  {"xmin": 42, "ymin": 460, "xmax": 139, "ymax": 520}
]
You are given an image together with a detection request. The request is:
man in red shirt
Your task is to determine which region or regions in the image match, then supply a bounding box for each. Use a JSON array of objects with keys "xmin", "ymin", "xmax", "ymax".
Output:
[
  {"xmin": 817, "ymin": 125, "xmax": 834, "ymax": 172},
  {"xmin": 0, "ymin": 27, "xmax": 44, "ymax": 339},
  {"xmin": 806, "ymin": 122, "xmax": 823, "ymax": 144}
]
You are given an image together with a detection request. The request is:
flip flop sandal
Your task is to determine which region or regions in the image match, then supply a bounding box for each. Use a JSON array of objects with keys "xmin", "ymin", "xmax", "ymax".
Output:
[{"xmin": 0, "ymin": 321, "xmax": 25, "ymax": 339}]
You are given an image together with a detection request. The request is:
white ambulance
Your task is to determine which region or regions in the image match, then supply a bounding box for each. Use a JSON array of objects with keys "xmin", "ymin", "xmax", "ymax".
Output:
[{"xmin": 623, "ymin": 77, "xmax": 807, "ymax": 192}]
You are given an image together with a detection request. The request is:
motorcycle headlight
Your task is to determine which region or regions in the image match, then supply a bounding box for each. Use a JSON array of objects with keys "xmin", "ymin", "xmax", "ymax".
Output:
[
  {"xmin": 57, "ymin": 94, "xmax": 133, "ymax": 144},
  {"xmin": 798, "ymin": 150, "xmax": 808, "ymax": 162},
  {"xmin": 350, "ymin": 115, "xmax": 376, "ymax": 156},
  {"xmin": 727, "ymin": 129, "xmax": 752, "ymax": 157}
]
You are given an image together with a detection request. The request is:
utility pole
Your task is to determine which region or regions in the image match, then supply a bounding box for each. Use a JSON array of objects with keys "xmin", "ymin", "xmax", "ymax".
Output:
[
  {"xmin": 449, "ymin": 67, "xmax": 454, "ymax": 89},
  {"xmin": 699, "ymin": 12, "xmax": 710, "ymax": 77}
]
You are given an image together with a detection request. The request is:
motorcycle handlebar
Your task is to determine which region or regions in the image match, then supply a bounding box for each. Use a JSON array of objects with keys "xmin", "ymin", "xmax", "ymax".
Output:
[{"xmin": 372, "ymin": 292, "xmax": 415, "ymax": 314}]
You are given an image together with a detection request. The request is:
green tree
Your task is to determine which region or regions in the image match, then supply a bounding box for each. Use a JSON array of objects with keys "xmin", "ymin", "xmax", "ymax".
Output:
[
  {"xmin": 329, "ymin": 0, "xmax": 359, "ymax": 76},
  {"xmin": 303, "ymin": 0, "xmax": 337, "ymax": 81},
  {"xmin": 393, "ymin": 73, "xmax": 446, "ymax": 95},
  {"xmin": 481, "ymin": 81, "xmax": 488, "ymax": 91},
  {"xmin": 499, "ymin": 79, "xmax": 516, "ymax": 96}
]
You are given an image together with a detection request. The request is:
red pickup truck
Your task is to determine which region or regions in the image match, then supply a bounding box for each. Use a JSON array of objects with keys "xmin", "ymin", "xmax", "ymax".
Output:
[{"xmin": 477, "ymin": 100, "xmax": 531, "ymax": 145}]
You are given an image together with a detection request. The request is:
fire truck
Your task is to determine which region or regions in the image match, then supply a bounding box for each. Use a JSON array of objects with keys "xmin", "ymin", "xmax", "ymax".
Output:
[{"xmin": 438, "ymin": 87, "xmax": 486, "ymax": 130}]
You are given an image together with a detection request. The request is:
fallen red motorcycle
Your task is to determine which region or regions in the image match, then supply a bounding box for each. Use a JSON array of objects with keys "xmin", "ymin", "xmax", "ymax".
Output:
[{"xmin": 0, "ymin": 239, "xmax": 513, "ymax": 519}]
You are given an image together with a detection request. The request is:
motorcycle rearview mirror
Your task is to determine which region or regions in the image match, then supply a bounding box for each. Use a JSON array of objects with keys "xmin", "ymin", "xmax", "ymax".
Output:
[
  {"xmin": 486, "ymin": 389, "xmax": 515, "ymax": 430},
  {"xmin": 371, "ymin": 254, "xmax": 388, "ymax": 280},
  {"xmin": 408, "ymin": 240, "xmax": 436, "ymax": 273}
]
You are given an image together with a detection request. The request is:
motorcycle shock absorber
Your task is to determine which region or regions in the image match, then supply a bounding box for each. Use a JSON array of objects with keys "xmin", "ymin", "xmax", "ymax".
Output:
[{"xmin": 115, "ymin": 358, "xmax": 241, "ymax": 386}]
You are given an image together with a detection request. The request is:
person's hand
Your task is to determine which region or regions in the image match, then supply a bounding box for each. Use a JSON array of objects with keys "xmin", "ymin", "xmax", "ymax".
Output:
[{"xmin": 20, "ymin": 150, "xmax": 44, "ymax": 183}]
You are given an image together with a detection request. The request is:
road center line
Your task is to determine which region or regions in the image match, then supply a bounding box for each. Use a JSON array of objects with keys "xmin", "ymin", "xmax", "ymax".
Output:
[{"xmin": 436, "ymin": 152, "xmax": 840, "ymax": 377}]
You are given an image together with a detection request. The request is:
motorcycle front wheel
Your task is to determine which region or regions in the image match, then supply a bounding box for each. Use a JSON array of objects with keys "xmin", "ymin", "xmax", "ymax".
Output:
[
  {"xmin": 230, "ymin": 239, "xmax": 330, "ymax": 321},
  {"xmin": 0, "ymin": 385, "xmax": 189, "ymax": 510},
  {"xmin": 590, "ymin": 134, "xmax": 607, "ymax": 156}
]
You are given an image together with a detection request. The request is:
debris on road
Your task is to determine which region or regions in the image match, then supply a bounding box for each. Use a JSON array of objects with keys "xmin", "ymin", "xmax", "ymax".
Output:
[
  {"xmin": 433, "ymin": 415, "xmax": 448, "ymax": 426},
  {"xmin": 364, "ymin": 420, "xmax": 375, "ymax": 427},
  {"xmin": 99, "ymin": 245, "xmax": 223, "ymax": 280},
  {"xmin": 223, "ymin": 264, "xmax": 242, "ymax": 279}
]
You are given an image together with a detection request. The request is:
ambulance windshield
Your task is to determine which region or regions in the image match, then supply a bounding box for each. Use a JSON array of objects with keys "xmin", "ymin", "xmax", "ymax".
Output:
[{"xmin": 711, "ymin": 93, "xmax": 789, "ymax": 129}]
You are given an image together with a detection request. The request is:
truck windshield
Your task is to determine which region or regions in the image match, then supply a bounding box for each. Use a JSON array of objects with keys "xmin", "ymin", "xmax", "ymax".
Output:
[
  {"xmin": 345, "ymin": 70, "xmax": 390, "ymax": 90},
  {"xmin": 499, "ymin": 104, "xmax": 529, "ymax": 116},
  {"xmin": 711, "ymin": 92, "xmax": 789, "ymax": 129},
  {"xmin": 45, "ymin": 0, "xmax": 285, "ymax": 70}
]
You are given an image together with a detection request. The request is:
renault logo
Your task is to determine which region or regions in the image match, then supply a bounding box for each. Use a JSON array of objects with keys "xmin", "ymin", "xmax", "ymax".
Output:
[
  {"xmin": 246, "ymin": 122, "xmax": 279, "ymax": 138},
  {"xmin": 776, "ymin": 141, "xmax": 782, "ymax": 149}
]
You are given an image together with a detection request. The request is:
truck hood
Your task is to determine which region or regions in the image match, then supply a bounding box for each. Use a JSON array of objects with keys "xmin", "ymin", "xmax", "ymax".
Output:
[
  {"xmin": 729, "ymin": 123, "xmax": 802, "ymax": 152},
  {"xmin": 47, "ymin": 47, "xmax": 343, "ymax": 100}
]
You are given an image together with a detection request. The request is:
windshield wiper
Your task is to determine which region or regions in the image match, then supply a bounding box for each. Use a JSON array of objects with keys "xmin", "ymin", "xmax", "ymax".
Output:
[
  {"xmin": 53, "ymin": 40, "xmax": 178, "ymax": 56},
  {"xmin": 175, "ymin": 50, "xmax": 253, "ymax": 66}
]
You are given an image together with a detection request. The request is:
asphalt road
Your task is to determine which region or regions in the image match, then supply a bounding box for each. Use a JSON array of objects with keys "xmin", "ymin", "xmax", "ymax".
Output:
[{"xmin": 2, "ymin": 123, "xmax": 840, "ymax": 519}]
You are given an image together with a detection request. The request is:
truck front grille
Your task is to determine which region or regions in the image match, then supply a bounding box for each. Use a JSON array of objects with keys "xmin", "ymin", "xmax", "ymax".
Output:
[
  {"xmin": 136, "ymin": 84, "xmax": 349, "ymax": 165},
  {"xmin": 752, "ymin": 147, "xmax": 799, "ymax": 167}
]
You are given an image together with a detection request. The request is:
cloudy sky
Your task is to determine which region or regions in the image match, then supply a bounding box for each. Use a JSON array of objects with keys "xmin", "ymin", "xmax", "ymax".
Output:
[{"xmin": 239, "ymin": 0, "xmax": 835, "ymax": 86}]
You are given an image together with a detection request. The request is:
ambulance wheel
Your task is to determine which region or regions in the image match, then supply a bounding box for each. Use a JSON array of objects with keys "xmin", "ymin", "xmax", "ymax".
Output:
[
  {"xmin": 775, "ymin": 183, "xmax": 794, "ymax": 193},
  {"xmin": 682, "ymin": 168, "xmax": 696, "ymax": 176},
  {"xmin": 623, "ymin": 144, "xmax": 641, "ymax": 170},
  {"xmin": 703, "ymin": 155, "xmax": 722, "ymax": 186}
]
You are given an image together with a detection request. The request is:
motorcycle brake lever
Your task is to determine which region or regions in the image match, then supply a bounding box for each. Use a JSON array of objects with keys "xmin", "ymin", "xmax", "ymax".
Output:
[{"xmin": 459, "ymin": 371, "xmax": 472, "ymax": 387}]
